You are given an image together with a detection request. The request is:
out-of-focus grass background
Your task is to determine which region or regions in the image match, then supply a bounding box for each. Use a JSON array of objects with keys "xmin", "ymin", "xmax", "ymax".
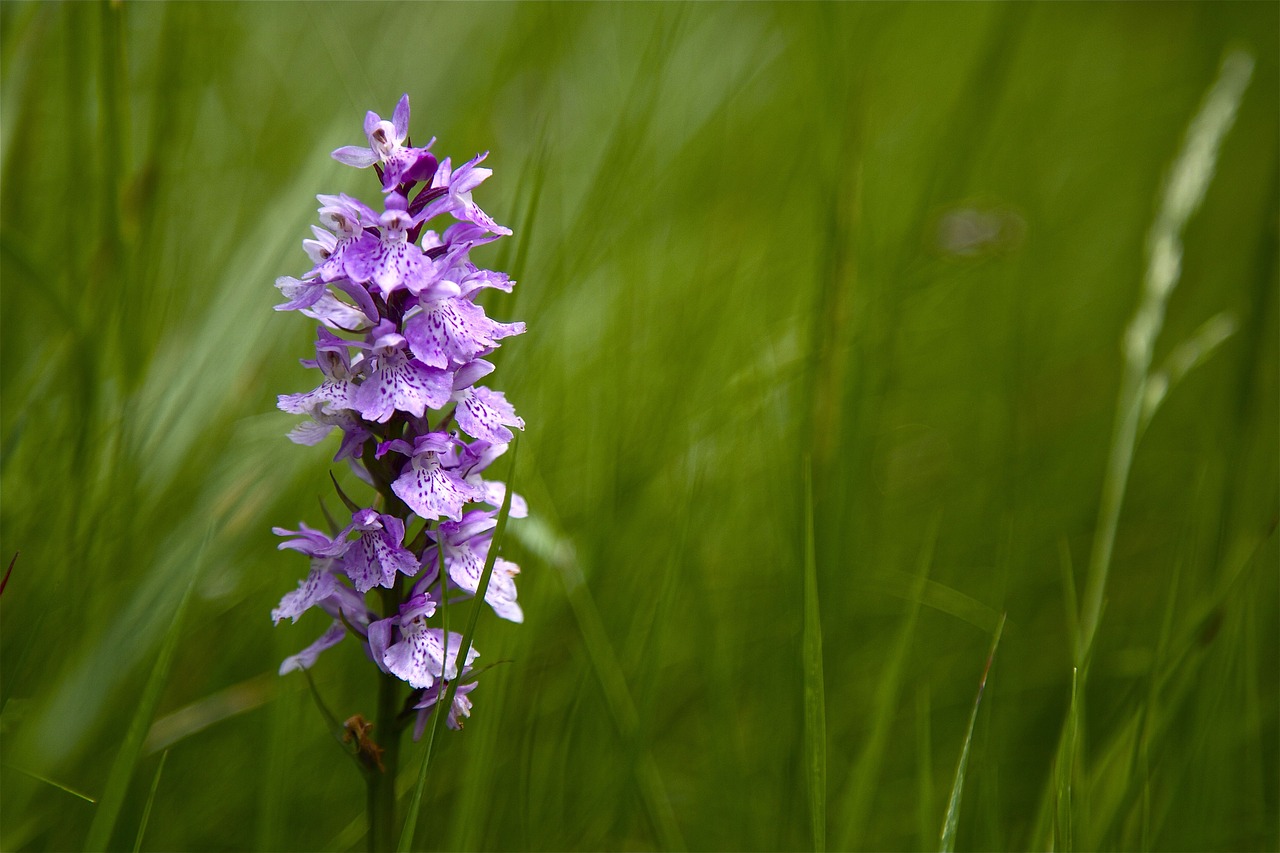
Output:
[{"xmin": 2, "ymin": 3, "xmax": 1276, "ymax": 850}]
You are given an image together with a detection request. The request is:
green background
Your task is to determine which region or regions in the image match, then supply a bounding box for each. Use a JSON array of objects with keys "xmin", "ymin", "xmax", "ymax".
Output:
[{"xmin": 2, "ymin": 2, "xmax": 1276, "ymax": 850}]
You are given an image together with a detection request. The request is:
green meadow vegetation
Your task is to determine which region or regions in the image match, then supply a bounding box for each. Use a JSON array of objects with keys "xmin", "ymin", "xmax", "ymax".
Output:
[{"xmin": 1, "ymin": 3, "xmax": 1276, "ymax": 850}]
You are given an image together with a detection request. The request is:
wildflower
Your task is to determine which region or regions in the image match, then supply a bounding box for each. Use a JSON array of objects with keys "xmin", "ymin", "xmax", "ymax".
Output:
[
  {"xmin": 331, "ymin": 94, "xmax": 438, "ymax": 191},
  {"xmin": 382, "ymin": 432, "xmax": 479, "ymax": 521},
  {"xmin": 322, "ymin": 508, "xmax": 419, "ymax": 593},
  {"xmin": 270, "ymin": 95, "xmax": 526, "ymax": 753}
]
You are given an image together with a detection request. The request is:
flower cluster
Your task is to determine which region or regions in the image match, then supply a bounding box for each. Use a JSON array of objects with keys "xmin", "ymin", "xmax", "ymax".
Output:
[{"xmin": 271, "ymin": 95, "xmax": 525, "ymax": 733}]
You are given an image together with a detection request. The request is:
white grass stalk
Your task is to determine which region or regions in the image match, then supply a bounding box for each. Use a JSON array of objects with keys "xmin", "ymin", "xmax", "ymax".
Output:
[{"xmin": 1075, "ymin": 51, "xmax": 1253, "ymax": 666}]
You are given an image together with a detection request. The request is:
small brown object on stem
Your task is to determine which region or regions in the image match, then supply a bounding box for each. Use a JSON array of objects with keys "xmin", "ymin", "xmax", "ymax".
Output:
[{"xmin": 344, "ymin": 714, "xmax": 386, "ymax": 773}]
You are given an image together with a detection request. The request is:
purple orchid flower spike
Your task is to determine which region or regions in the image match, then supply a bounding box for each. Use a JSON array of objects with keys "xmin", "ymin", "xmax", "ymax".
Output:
[
  {"xmin": 272, "ymin": 97, "xmax": 529, "ymax": 800},
  {"xmin": 332, "ymin": 94, "xmax": 438, "ymax": 192}
]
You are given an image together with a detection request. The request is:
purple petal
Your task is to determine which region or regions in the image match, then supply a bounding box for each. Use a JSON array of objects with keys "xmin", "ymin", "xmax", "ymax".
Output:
[
  {"xmin": 301, "ymin": 294, "xmax": 374, "ymax": 332},
  {"xmin": 367, "ymin": 617, "xmax": 394, "ymax": 673},
  {"xmin": 332, "ymin": 279, "xmax": 382, "ymax": 325},
  {"xmin": 274, "ymin": 523, "xmax": 336, "ymax": 556},
  {"xmin": 340, "ymin": 527, "xmax": 421, "ymax": 592},
  {"xmin": 332, "ymin": 145, "xmax": 379, "ymax": 168},
  {"xmin": 404, "ymin": 298, "xmax": 521, "ymax": 368},
  {"xmin": 455, "ymin": 386, "xmax": 524, "ymax": 444},
  {"xmin": 356, "ymin": 352, "xmax": 452, "ymax": 423},
  {"xmin": 321, "ymin": 582, "xmax": 372, "ymax": 628},
  {"xmin": 287, "ymin": 420, "xmax": 335, "ymax": 446},
  {"xmin": 392, "ymin": 95, "xmax": 411, "ymax": 140},
  {"xmin": 277, "ymin": 378, "xmax": 354, "ymax": 415},
  {"xmin": 413, "ymin": 679, "xmax": 478, "ymax": 736},
  {"xmin": 383, "ymin": 628, "xmax": 446, "ymax": 688},
  {"xmin": 458, "ymin": 267, "xmax": 514, "ymax": 297},
  {"xmin": 272, "ymin": 561, "xmax": 340, "ymax": 624},
  {"xmin": 451, "ymin": 359, "xmax": 495, "ymax": 390},
  {"xmin": 273, "ymin": 275, "xmax": 327, "ymax": 312},
  {"xmin": 279, "ymin": 621, "xmax": 346, "ymax": 675},
  {"xmin": 448, "ymin": 152, "xmax": 491, "ymax": 194},
  {"xmin": 468, "ymin": 477, "xmax": 529, "ymax": 518},
  {"xmin": 485, "ymin": 558, "xmax": 524, "ymax": 623},
  {"xmin": 392, "ymin": 457, "xmax": 476, "ymax": 521}
]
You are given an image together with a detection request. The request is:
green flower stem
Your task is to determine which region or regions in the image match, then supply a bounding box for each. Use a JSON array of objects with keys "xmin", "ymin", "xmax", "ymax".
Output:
[
  {"xmin": 363, "ymin": 430, "xmax": 409, "ymax": 853},
  {"xmin": 369, "ymin": 661, "xmax": 402, "ymax": 853}
]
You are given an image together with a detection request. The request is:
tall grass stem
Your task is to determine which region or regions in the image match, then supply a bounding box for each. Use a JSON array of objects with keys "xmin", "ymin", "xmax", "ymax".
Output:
[{"xmin": 1075, "ymin": 51, "xmax": 1253, "ymax": 667}]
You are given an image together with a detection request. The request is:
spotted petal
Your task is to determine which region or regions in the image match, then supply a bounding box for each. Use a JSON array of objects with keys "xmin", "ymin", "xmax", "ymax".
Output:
[
  {"xmin": 392, "ymin": 456, "xmax": 477, "ymax": 521},
  {"xmin": 383, "ymin": 627, "xmax": 476, "ymax": 689},
  {"xmin": 356, "ymin": 352, "xmax": 451, "ymax": 423},
  {"xmin": 272, "ymin": 561, "xmax": 340, "ymax": 624},
  {"xmin": 455, "ymin": 387, "xmax": 524, "ymax": 443}
]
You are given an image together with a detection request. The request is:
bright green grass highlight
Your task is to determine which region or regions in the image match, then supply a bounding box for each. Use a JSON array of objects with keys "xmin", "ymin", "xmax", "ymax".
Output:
[
  {"xmin": 1, "ymin": 3, "xmax": 1276, "ymax": 851},
  {"xmin": 940, "ymin": 612, "xmax": 1006, "ymax": 853}
]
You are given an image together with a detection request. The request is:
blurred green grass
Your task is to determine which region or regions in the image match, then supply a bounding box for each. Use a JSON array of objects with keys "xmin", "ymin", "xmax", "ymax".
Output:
[{"xmin": 1, "ymin": 2, "xmax": 1276, "ymax": 850}]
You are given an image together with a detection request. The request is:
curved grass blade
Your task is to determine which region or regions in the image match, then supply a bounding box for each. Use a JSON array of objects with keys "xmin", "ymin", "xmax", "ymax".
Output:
[
  {"xmin": 834, "ymin": 515, "xmax": 938, "ymax": 850},
  {"xmin": 84, "ymin": 531, "xmax": 204, "ymax": 851},
  {"xmin": 940, "ymin": 612, "xmax": 1006, "ymax": 852},
  {"xmin": 131, "ymin": 749, "xmax": 168, "ymax": 853},
  {"xmin": 301, "ymin": 668, "xmax": 370, "ymax": 778},
  {"xmin": 802, "ymin": 458, "xmax": 827, "ymax": 852},
  {"xmin": 3, "ymin": 763, "xmax": 95, "ymax": 803}
]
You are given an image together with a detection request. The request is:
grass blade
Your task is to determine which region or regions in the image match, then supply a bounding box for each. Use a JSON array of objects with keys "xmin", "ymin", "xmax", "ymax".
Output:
[
  {"xmin": 131, "ymin": 749, "xmax": 168, "ymax": 853},
  {"xmin": 802, "ymin": 459, "xmax": 827, "ymax": 852},
  {"xmin": 1054, "ymin": 666, "xmax": 1081, "ymax": 853},
  {"xmin": 1076, "ymin": 50, "xmax": 1254, "ymax": 667},
  {"xmin": 513, "ymin": 455, "xmax": 686, "ymax": 851},
  {"xmin": 3, "ymin": 764, "xmax": 95, "ymax": 804},
  {"xmin": 84, "ymin": 531, "xmax": 204, "ymax": 851},
  {"xmin": 398, "ymin": 438, "xmax": 518, "ymax": 852},
  {"xmin": 940, "ymin": 612, "xmax": 1006, "ymax": 852},
  {"xmin": 834, "ymin": 515, "xmax": 939, "ymax": 850}
]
